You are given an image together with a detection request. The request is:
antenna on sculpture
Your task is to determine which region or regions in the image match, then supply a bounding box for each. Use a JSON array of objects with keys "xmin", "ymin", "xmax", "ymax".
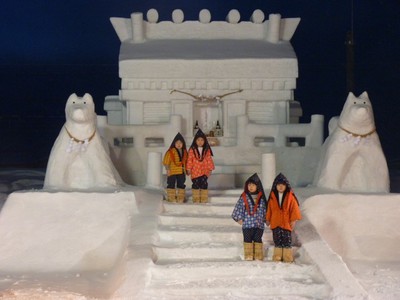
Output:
[
  {"xmin": 169, "ymin": 89, "xmax": 243, "ymax": 102},
  {"xmin": 345, "ymin": 0, "xmax": 355, "ymax": 93}
]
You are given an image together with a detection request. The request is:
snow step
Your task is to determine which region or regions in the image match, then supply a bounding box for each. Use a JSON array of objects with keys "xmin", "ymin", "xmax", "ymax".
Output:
[
  {"xmin": 153, "ymin": 243, "xmax": 242, "ymax": 263},
  {"xmin": 156, "ymin": 225, "xmax": 242, "ymax": 244},
  {"xmin": 207, "ymin": 195, "xmax": 238, "ymax": 204},
  {"xmin": 154, "ymin": 244, "xmax": 299, "ymax": 264},
  {"xmin": 181, "ymin": 195, "xmax": 238, "ymax": 205},
  {"xmin": 158, "ymin": 214, "xmax": 234, "ymax": 226},
  {"xmin": 143, "ymin": 261, "xmax": 331, "ymax": 299},
  {"xmin": 162, "ymin": 202, "xmax": 233, "ymax": 216},
  {"xmin": 208, "ymin": 189, "xmax": 242, "ymax": 196}
]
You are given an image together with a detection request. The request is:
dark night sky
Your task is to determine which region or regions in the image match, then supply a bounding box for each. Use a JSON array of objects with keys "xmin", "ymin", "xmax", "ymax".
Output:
[{"xmin": 0, "ymin": 0, "xmax": 399, "ymax": 168}]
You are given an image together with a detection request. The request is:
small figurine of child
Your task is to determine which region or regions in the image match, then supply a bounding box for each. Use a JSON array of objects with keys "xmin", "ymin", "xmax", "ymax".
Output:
[
  {"xmin": 266, "ymin": 173, "xmax": 301, "ymax": 263},
  {"xmin": 186, "ymin": 129, "xmax": 215, "ymax": 203},
  {"xmin": 162, "ymin": 133, "xmax": 188, "ymax": 203},
  {"xmin": 232, "ymin": 173, "xmax": 267, "ymax": 261}
]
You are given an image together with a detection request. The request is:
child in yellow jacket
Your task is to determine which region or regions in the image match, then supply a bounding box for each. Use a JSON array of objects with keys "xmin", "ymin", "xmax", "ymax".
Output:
[
  {"xmin": 266, "ymin": 173, "xmax": 301, "ymax": 263},
  {"xmin": 163, "ymin": 133, "xmax": 188, "ymax": 203}
]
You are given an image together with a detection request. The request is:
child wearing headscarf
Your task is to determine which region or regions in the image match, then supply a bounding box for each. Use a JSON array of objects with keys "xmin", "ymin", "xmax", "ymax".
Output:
[
  {"xmin": 266, "ymin": 173, "xmax": 301, "ymax": 263},
  {"xmin": 232, "ymin": 173, "xmax": 267, "ymax": 261},
  {"xmin": 162, "ymin": 133, "xmax": 188, "ymax": 203},
  {"xmin": 186, "ymin": 129, "xmax": 214, "ymax": 203}
]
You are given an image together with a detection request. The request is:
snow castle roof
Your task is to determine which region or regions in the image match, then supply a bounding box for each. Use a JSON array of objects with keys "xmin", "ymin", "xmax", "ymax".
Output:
[{"xmin": 111, "ymin": 9, "xmax": 301, "ymax": 80}]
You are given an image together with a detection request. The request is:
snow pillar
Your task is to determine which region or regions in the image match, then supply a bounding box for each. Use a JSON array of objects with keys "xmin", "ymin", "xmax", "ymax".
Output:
[
  {"xmin": 266, "ymin": 14, "xmax": 281, "ymax": 43},
  {"xmin": 306, "ymin": 114, "xmax": 325, "ymax": 147},
  {"xmin": 262, "ymin": 153, "xmax": 276, "ymax": 190},
  {"xmin": 170, "ymin": 114, "xmax": 182, "ymax": 131},
  {"xmin": 131, "ymin": 12, "xmax": 144, "ymax": 43},
  {"xmin": 236, "ymin": 115, "xmax": 249, "ymax": 147},
  {"xmin": 146, "ymin": 152, "xmax": 162, "ymax": 188}
]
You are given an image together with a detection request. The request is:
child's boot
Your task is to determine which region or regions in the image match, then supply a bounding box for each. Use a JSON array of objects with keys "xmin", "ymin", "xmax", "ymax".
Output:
[
  {"xmin": 283, "ymin": 248, "xmax": 294, "ymax": 263},
  {"xmin": 244, "ymin": 242, "xmax": 254, "ymax": 261},
  {"xmin": 176, "ymin": 189, "xmax": 185, "ymax": 203},
  {"xmin": 273, "ymin": 247, "xmax": 283, "ymax": 262},
  {"xmin": 166, "ymin": 189, "xmax": 176, "ymax": 202},
  {"xmin": 192, "ymin": 189, "xmax": 201, "ymax": 203},
  {"xmin": 254, "ymin": 242, "xmax": 264, "ymax": 261},
  {"xmin": 200, "ymin": 189, "xmax": 209, "ymax": 203}
]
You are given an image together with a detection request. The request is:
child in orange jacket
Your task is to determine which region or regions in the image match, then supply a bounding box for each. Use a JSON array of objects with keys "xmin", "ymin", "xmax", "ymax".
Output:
[
  {"xmin": 186, "ymin": 129, "xmax": 214, "ymax": 203},
  {"xmin": 163, "ymin": 133, "xmax": 188, "ymax": 203},
  {"xmin": 266, "ymin": 173, "xmax": 301, "ymax": 263}
]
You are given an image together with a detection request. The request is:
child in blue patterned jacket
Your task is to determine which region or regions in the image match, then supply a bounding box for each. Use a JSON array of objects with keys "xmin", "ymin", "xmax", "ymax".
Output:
[{"xmin": 232, "ymin": 173, "xmax": 267, "ymax": 261}]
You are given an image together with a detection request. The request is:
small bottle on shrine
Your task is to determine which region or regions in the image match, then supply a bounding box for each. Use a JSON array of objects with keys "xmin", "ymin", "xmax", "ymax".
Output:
[
  {"xmin": 215, "ymin": 120, "xmax": 223, "ymax": 137},
  {"xmin": 193, "ymin": 120, "xmax": 200, "ymax": 136}
]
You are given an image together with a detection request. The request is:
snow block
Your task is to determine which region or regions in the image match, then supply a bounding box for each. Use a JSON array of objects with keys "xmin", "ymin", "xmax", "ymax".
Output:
[
  {"xmin": 0, "ymin": 191, "xmax": 136, "ymax": 273},
  {"xmin": 303, "ymin": 194, "xmax": 400, "ymax": 261}
]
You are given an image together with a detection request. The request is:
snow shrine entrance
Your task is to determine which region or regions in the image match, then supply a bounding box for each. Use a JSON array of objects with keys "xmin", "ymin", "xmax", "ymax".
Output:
[{"xmin": 101, "ymin": 8, "xmax": 326, "ymax": 186}]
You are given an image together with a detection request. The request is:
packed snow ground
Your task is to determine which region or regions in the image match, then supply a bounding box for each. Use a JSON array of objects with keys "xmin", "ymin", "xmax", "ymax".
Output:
[{"xmin": 0, "ymin": 169, "xmax": 399, "ymax": 299}]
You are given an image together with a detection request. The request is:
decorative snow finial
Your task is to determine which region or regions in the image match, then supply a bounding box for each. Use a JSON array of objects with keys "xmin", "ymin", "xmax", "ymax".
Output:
[
  {"xmin": 199, "ymin": 9, "xmax": 211, "ymax": 24},
  {"xmin": 267, "ymin": 13, "xmax": 281, "ymax": 43},
  {"xmin": 226, "ymin": 9, "xmax": 240, "ymax": 24},
  {"xmin": 147, "ymin": 9, "xmax": 159, "ymax": 23},
  {"xmin": 251, "ymin": 9, "xmax": 265, "ymax": 24},
  {"xmin": 169, "ymin": 89, "xmax": 243, "ymax": 103},
  {"xmin": 172, "ymin": 9, "xmax": 184, "ymax": 23}
]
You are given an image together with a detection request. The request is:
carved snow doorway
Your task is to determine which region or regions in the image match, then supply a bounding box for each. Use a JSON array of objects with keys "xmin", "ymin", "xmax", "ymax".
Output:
[
  {"xmin": 170, "ymin": 89, "xmax": 242, "ymax": 137},
  {"xmin": 193, "ymin": 101, "xmax": 223, "ymax": 136}
]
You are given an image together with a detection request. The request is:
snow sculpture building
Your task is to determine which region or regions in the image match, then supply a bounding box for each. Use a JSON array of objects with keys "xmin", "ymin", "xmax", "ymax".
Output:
[{"xmin": 100, "ymin": 9, "xmax": 324, "ymax": 187}]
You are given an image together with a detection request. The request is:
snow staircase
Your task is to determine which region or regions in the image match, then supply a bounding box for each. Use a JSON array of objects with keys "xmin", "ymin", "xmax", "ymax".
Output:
[{"xmin": 141, "ymin": 190, "xmax": 332, "ymax": 299}]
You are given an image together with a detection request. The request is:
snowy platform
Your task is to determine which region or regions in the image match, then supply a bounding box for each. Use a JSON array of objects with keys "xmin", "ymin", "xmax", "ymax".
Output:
[
  {"xmin": 1, "ymin": 171, "xmax": 400, "ymax": 299},
  {"xmin": 0, "ymin": 190, "xmax": 137, "ymax": 292}
]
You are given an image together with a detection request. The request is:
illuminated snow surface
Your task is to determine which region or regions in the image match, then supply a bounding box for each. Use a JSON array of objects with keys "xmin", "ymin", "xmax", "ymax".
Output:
[{"xmin": 0, "ymin": 169, "xmax": 399, "ymax": 299}]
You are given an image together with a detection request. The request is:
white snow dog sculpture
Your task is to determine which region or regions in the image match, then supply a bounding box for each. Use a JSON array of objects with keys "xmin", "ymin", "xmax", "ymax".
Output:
[
  {"xmin": 44, "ymin": 93, "xmax": 123, "ymax": 190},
  {"xmin": 314, "ymin": 92, "xmax": 389, "ymax": 193}
]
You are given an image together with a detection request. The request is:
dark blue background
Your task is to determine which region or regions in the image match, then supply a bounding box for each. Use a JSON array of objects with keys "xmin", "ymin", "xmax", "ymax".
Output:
[{"xmin": 1, "ymin": 1, "xmax": 399, "ymax": 170}]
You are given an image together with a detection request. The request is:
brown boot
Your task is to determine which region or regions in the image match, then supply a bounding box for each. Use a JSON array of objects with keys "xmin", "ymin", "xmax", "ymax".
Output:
[
  {"xmin": 283, "ymin": 248, "xmax": 294, "ymax": 263},
  {"xmin": 273, "ymin": 247, "xmax": 283, "ymax": 262},
  {"xmin": 166, "ymin": 189, "xmax": 176, "ymax": 202},
  {"xmin": 192, "ymin": 189, "xmax": 201, "ymax": 203},
  {"xmin": 200, "ymin": 189, "xmax": 209, "ymax": 203},
  {"xmin": 254, "ymin": 242, "xmax": 264, "ymax": 261},
  {"xmin": 176, "ymin": 189, "xmax": 185, "ymax": 203},
  {"xmin": 244, "ymin": 242, "xmax": 254, "ymax": 261}
]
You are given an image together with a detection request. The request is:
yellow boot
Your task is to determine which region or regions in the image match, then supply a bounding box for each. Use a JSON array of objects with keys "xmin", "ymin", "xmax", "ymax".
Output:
[
  {"xmin": 176, "ymin": 189, "xmax": 185, "ymax": 203},
  {"xmin": 200, "ymin": 189, "xmax": 209, "ymax": 203},
  {"xmin": 283, "ymin": 248, "xmax": 294, "ymax": 263},
  {"xmin": 166, "ymin": 189, "xmax": 176, "ymax": 202},
  {"xmin": 192, "ymin": 189, "xmax": 201, "ymax": 203},
  {"xmin": 254, "ymin": 242, "xmax": 264, "ymax": 261},
  {"xmin": 273, "ymin": 247, "xmax": 283, "ymax": 262},
  {"xmin": 244, "ymin": 242, "xmax": 254, "ymax": 261}
]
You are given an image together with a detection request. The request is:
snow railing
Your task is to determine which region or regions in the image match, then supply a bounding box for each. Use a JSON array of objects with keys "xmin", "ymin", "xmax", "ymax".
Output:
[
  {"xmin": 237, "ymin": 114, "xmax": 325, "ymax": 148},
  {"xmin": 110, "ymin": 9, "xmax": 300, "ymax": 43},
  {"xmin": 97, "ymin": 115, "xmax": 182, "ymax": 149},
  {"xmin": 99, "ymin": 113, "xmax": 324, "ymax": 150}
]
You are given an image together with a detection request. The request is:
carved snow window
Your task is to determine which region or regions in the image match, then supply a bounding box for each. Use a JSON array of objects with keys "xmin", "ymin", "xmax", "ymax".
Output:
[
  {"xmin": 143, "ymin": 102, "xmax": 171, "ymax": 124},
  {"xmin": 114, "ymin": 137, "xmax": 134, "ymax": 147},
  {"xmin": 287, "ymin": 137, "xmax": 305, "ymax": 147},
  {"xmin": 254, "ymin": 136, "xmax": 275, "ymax": 147},
  {"xmin": 145, "ymin": 137, "xmax": 165, "ymax": 147},
  {"xmin": 247, "ymin": 101, "xmax": 286, "ymax": 124}
]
